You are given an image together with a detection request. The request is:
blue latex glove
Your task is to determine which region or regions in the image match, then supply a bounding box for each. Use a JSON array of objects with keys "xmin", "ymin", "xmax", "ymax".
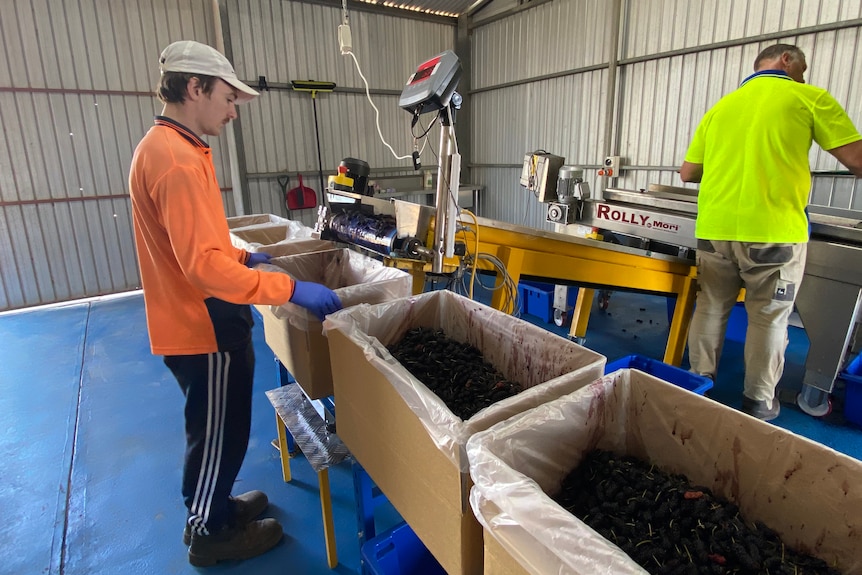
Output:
[
  {"xmin": 246, "ymin": 252, "xmax": 272, "ymax": 268},
  {"xmin": 290, "ymin": 280, "xmax": 343, "ymax": 321}
]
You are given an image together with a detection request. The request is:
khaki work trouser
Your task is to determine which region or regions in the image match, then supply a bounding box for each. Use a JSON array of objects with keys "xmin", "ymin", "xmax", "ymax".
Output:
[{"xmin": 688, "ymin": 240, "xmax": 807, "ymax": 404}]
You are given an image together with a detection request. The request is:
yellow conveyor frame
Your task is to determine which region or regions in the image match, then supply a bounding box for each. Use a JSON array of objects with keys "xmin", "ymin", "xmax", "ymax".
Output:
[{"xmin": 400, "ymin": 216, "xmax": 698, "ymax": 366}]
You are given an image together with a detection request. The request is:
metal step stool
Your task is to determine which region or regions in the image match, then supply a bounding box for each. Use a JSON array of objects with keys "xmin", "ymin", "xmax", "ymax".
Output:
[{"xmin": 266, "ymin": 384, "xmax": 350, "ymax": 568}]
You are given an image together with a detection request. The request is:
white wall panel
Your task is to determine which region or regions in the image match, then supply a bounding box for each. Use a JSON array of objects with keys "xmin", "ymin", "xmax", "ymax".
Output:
[
  {"xmin": 0, "ymin": 0, "xmax": 453, "ymax": 310},
  {"xmin": 811, "ymin": 176, "xmax": 862, "ymax": 209},
  {"xmin": 3, "ymin": 0, "xmax": 862, "ymax": 311},
  {"xmin": 230, "ymin": 0, "xmax": 454, "ymax": 177},
  {"xmin": 0, "ymin": 0, "xmax": 246, "ymax": 310},
  {"xmin": 471, "ymin": 0, "xmax": 611, "ymax": 89},
  {"xmin": 472, "ymin": 0, "xmax": 862, "ymax": 231},
  {"xmin": 243, "ymin": 90, "xmax": 436, "ymax": 176},
  {"xmin": 623, "ymin": 0, "xmax": 862, "ymax": 57},
  {"xmin": 472, "ymin": 167, "xmax": 554, "ymax": 231},
  {"xmin": 472, "ymin": 70, "xmax": 606, "ymax": 166},
  {"xmin": 2, "ymin": 0, "xmax": 214, "ymax": 91}
]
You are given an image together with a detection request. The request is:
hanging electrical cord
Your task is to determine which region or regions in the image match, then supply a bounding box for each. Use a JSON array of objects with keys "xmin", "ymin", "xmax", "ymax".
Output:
[
  {"xmin": 346, "ymin": 52, "xmax": 413, "ymax": 160},
  {"xmin": 455, "ymin": 226, "xmax": 475, "ymax": 298},
  {"xmin": 411, "ymin": 113, "xmax": 436, "ymax": 157},
  {"xmin": 451, "ymin": 214, "xmax": 518, "ymax": 315},
  {"xmin": 338, "ymin": 0, "xmax": 415, "ymax": 161},
  {"xmin": 458, "ymin": 209, "xmax": 480, "ymax": 299},
  {"xmin": 473, "ymin": 252, "xmax": 520, "ymax": 316}
]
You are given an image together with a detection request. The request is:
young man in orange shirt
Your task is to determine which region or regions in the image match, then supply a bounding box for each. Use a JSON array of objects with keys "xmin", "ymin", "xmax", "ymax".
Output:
[{"xmin": 129, "ymin": 40, "xmax": 341, "ymax": 566}]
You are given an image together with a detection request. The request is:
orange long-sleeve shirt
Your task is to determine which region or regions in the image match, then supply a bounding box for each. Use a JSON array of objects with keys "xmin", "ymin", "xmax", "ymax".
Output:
[{"xmin": 129, "ymin": 117, "xmax": 294, "ymax": 355}]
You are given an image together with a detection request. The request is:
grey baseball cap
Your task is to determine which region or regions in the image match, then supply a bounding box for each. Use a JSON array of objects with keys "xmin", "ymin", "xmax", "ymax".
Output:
[{"xmin": 159, "ymin": 40, "xmax": 258, "ymax": 104}]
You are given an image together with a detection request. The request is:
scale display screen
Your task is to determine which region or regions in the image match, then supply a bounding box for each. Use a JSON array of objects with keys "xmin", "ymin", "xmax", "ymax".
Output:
[
  {"xmin": 408, "ymin": 57, "xmax": 439, "ymax": 84},
  {"xmin": 399, "ymin": 51, "xmax": 461, "ymax": 115}
]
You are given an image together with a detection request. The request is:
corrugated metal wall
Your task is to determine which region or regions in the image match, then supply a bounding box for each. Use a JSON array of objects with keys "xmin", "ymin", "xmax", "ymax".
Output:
[
  {"xmin": 232, "ymin": 1, "xmax": 454, "ymax": 229},
  {"xmin": 0, "ymin": 0, "xmax": 221, "ymax": 310},
  {"xmin": 0, "ymin": 0, "xmax": 454, "ymax": 310},
  {"xmin": 470, "ymin": 0, "xmax": 612, "ymax": 229},
  {"xmin": 470, "ymin": 0, "xmax": 862, "ymax": 230},
  {"xmin": 4, "ymin": 0, "xmax": 861, "ymax": 310}
]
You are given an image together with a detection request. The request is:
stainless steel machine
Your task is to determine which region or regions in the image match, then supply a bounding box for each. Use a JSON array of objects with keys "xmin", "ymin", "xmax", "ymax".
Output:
[
  {"xmin": 552, "ymin": 182, "xmax": 862, "ymax": 416},
  {"xmin": 795, "ymin": 206, "xmax": 862, "ymax": 415}
]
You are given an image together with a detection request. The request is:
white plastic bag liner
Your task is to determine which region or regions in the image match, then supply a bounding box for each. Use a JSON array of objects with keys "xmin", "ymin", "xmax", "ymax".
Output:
[
  {"xmin": 322, "ymin": 289, "xmax": 606, "ymax": 472},
  {"xmin": 226, "ymin": 213, "xmax": 288, "ymax": 229},
  {"xmin": 261, "ymin": 248, "xmax": 412, "ymax": 330},
  {"xmin": 466, "ymin": 369, "xmax": 862, "ymax": 575},
  {"xmin": 229, "ymin": 224, "xmax": 289, "ymax": 249},
  {"xmin": 229, "ymin": 219, "xmax": 314, "ymax": 250}
]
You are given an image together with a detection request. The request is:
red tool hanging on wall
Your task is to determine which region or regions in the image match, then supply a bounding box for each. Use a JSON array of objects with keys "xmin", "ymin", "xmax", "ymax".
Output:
[{"xmin": 285, "ymin": 174, "xmax": 317, "ymax": 211}]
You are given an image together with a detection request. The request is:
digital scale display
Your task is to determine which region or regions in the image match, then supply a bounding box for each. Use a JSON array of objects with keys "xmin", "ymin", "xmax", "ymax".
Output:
[
  {"xmin": 408, "ymin": 57, "xmax": 439, "ymax": 85},
  {"xmin": 399, "ymin": 50, "xmax": 461, "ymax": 115}
]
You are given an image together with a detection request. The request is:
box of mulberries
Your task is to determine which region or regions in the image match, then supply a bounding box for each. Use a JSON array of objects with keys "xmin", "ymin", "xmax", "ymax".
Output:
[
  {"xmin": 323, "ymin": 289, "xmax": 606, "ymax": 575},
  {"xmin": 467, "ymin": 368, "xmax": 862, "ymax": 575},
  {"xmin": 257, "ymin": 248, "xmax": 412, "ymax": 398}
]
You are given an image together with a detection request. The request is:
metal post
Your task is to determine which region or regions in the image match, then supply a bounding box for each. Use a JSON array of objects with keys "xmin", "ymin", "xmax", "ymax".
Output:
[
  {"xmin": 433, "ymin": 110, "xmax": 453, "ymax": 273},
  {"xmin": 213, "ymin": 0, "xmax": 248, "ymax": 215},
  {"xmin": 600, "ymin": 0, "xmax": 623, "ymax": 201}
]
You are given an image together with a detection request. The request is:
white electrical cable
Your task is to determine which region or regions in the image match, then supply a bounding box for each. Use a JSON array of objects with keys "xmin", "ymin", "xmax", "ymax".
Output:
[{"xmin": 347, "ymin": 51, "xmax": 412, "ymax": 161}]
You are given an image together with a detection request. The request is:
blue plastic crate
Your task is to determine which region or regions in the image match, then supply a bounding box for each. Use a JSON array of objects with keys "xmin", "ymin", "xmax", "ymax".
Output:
[
  {"xmin": 840, "ymin": 354, "xmax": 862, "ymax": 427},
  {"xmin": 518, "ymin": 280, "xmax": 555, "ymax": 323},
  {"xmin": 605, "ymin": 355, "xmax": 714, "ymax": 396},
  {"xmin": 360, "ymin": 521, "xmax": 446, "ymax": 575}
]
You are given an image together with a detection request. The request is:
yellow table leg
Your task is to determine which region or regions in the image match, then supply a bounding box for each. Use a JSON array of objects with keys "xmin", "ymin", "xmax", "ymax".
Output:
[
  {"xmin": 318, "ymin": 469, "xmax": 338, "ymax": 568},
  {"xmin": 410, "ymin": 268, "xmax": 426, "ymax": 295},
  {"xmin": 569, "ymin": 288, "xmax": 595, "ymax": 340},
  {"xmin": 664, "ymin": 275, "xmax": 697, "ymax": 366},
  {"xmin": 275, "ymin": 412, "xmax": 291, "ymax": 482}
]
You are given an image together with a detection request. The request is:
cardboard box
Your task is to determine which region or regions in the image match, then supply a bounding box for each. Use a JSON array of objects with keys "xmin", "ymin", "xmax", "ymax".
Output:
[
  {"xmin": 467, "ymin": 369, "xmax": 862, "ymax": 575},
  {"xmin": 257, "ymin": 249, "xmax": 411, "ymax": 399},
  {"xmin": 226, "ymin": 213, "xmax": 288, "ymax": 229},
  {"xmin": 323, "ymin": 290, "xmax": 606, "ymax": 575},
  {"xmin": 228, "ymin": 216, "xmax": 315, "ymax": 251},
  {"xmin": 254, "ymin": 239, "xmax": 336, "ymax": 258},
  {"xmin": 229, "ymin": 224, "xmax": 290, "ymax": 248}
]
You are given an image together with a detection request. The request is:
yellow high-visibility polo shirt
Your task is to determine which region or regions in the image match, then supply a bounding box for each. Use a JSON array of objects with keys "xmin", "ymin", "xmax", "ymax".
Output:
[{"xmin": 685, "ymin": 70, "xmax": 861, "ymax": 243}]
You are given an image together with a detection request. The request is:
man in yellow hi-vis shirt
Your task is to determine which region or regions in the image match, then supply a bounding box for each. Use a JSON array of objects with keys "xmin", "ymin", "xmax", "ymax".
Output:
[{"xmin": 680, "ymin": 44, "xmax": 862, "ymax": 421}]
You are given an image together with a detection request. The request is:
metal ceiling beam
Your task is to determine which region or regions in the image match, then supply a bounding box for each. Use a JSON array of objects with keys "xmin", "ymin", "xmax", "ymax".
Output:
[
  {"xmin": 465, "ymin": 0, "xmax": 493, "ymax": 17},
  {"xmin": 468, "ymin": 0, "xmax": 555, "ymax": 29},
  {"xmin": 289, "ymin": 0, "xmax": 457, "ymax": 23}
]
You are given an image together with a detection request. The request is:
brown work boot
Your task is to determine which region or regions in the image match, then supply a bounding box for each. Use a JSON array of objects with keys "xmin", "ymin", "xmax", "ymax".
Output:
[
  {"xmin": 741, "ymin": 396, "xmax": 780, "ymax": 421},
  {"xmin": 188, "ymin": 518, "xmax": 283, "ymax": 567},
  {"xmin": 184, "ymin": 490, "xmax": 269, "ymax": 545}
]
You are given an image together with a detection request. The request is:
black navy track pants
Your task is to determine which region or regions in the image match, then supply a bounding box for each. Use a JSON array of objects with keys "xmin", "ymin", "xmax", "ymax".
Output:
[{"xmin": 164, "ymin": 342, "xmax": 255, "ymax": 535}]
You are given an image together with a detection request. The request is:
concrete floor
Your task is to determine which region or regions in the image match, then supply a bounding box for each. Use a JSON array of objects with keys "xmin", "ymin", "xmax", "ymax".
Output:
[
  {"xmin": 1, "ymin": 287, "xmax": 860, "ymax": 575},
  {"xmin": 0, "ymin": 294, "xmax": 386, "ymax": 575}
]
